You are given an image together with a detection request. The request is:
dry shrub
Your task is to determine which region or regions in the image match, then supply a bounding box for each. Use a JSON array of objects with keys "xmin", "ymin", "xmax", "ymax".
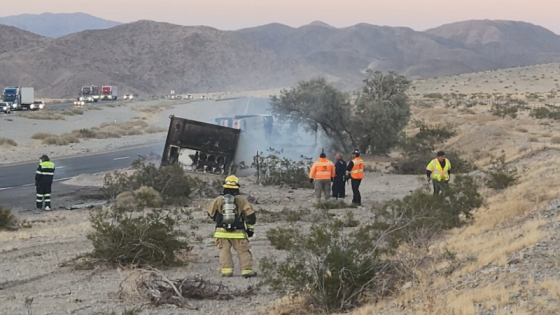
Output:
[
  {"xmin": 87, "ymin": 186, "xmax": 191, "ymax": 267},
  {"xmin": 118, "ymin": 269, "xmax": 255, "ymax": 309},
  {"xmin": 19, "ymin": 111, "xmax": 65, "ymax": 120},
  {"xmin": 551, "ymin": 137, "xmax": 560, "ymax": 144},
  {"xmin": 73, "ymin": 120, "xmax": 150, "ymax": 140},
  {"xmin": 145, "ymin": 125, "xmax": 167, "ymax": 133},
  {"xmin": 61, "ymin": 108, "xmax": 84, "ymax": 116},
  {"xmin": 0, "ymin": 137, "xmax": 17, "ymax": 146},
  {"xmin": 31, "ymin": 132, "xmax": 56, "ymax": 140},
  {"xmin": 0, "ymin": 205, "xmax": 19, "ymax": 231},
  {"xmin": 42, "ymin": 133, "xmax": 80, "ymax": 146},
  {"xmin": 131, "ymin": 102, "xmax": 175, "ymax": 113}
]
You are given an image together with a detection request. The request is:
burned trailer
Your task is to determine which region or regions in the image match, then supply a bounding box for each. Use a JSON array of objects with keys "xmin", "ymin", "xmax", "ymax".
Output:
[{"xmin": 161, "ymin": 115, "xmax": 241, "ymax": 175}]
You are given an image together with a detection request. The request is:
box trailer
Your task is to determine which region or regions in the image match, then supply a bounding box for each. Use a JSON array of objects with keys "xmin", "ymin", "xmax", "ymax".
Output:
[
  {"xmin": 161, "ymin": 115, "xmax": 242, "ymax": 175},
  {"xmin": 101, "ymin": 86, "xmax": 118, "ymax": 101}
]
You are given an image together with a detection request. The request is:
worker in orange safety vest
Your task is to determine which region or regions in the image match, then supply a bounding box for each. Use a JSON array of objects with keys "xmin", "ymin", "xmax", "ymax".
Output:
[
  {"xmin": 309, "ymin": 152, "xmax": 335, "ymax": 203},
  {"xmin": 345, "ymin": 149, "xmax": 364, "ymax": 206}
]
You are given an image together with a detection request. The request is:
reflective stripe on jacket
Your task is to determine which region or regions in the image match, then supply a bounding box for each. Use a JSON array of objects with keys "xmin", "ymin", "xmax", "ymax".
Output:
[
  {"xmin": 350, "ymin": 157, "xmax": 364, "ymax": 179},
  {"xmin": 309, "ymin": 158, "xmax": 335, "ymax": 180},
  {"xmin": 426, "ymin": 158, "xmax": 451, "ymax": 181},
  {"xmin": 213, "ymin": 227, "xmax": 248, "ymax": 239},
  {"xmin": 35, "ymin": 161, "xmax": 55, "ymax": 185}
]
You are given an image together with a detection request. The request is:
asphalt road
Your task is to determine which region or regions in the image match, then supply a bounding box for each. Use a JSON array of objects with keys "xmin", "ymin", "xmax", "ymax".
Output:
[{"xmin": 0, "ymin": 142, "xmax": 164, "ymax": 190}]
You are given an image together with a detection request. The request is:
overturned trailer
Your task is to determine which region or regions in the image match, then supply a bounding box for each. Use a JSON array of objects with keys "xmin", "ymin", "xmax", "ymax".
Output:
[
  {"xmin": 161, "ymin": 115, "xmax": 241, "ymax": 175},
  {"xmin": 161, "ymin": 114, "xmax": 325, "ymax": 175}
]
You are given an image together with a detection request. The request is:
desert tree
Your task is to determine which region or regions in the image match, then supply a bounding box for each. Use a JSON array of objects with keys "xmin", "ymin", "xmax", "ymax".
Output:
[
  {"xmin": 353, "ymin": 70, "xmax": 412, "ymax": 154},
  {"xmin": 270, "ymin": 71, "xmax": 412, "ymax": 154},
  {"xmin": 270, "ymin": 77, "xmax": 355, "ymax": 152}
]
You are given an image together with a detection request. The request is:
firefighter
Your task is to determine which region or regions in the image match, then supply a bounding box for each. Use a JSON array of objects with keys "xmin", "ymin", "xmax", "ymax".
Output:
[
  {"xmin": 346, "ymin": 149, "xmax": 364, "ymax": 206},
  {"xmin": 309, "ymin": 152, "xmax": 335, "ymax": 202},
  {"xmin": 207, "ymin": 175, "xmax": 257, "ymax": 278},
  {"xmin": 35, "ymin": 154, "xmax": 55, "ymax": 211},
  {"xmin": 426, "ymin": 151, "xmax": 452, "ymax": 195},
  {"xmin": 332, "ymin": 153, "xmax": 347, "ymax": 199}
]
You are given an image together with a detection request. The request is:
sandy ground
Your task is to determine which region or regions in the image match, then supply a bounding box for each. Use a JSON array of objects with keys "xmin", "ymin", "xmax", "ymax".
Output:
[
  {"xmin": 0, "ymin": 170, "xmax": 422, "ymax": 315},
  {"xmin": 4, "ymin": 63, "xmax": 560, "ymax": 314}
]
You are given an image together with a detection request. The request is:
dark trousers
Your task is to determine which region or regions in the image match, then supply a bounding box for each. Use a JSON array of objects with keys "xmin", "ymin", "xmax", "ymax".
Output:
[
  {"xmin": 36, "ymin": 184, "xmax": 52, "ymax": 209},
  {"xmin": 432, "ymin": 180, "xmax": 449, "ymax": 195},
  {"xmin": 351, "ymin": 179, "xmax": 362, "ymax": 205},
  {"xmin": 332, "ymin": 177, "xmax": 346, "ymax": 199}
]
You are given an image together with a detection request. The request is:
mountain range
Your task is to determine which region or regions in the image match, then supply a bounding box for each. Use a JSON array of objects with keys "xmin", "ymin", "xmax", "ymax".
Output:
[
  {"xmin": 1, "ymin": 13, "xmax": 560, "ymax": 98},
  {"xmin": 0, "ymin": 13, "xmax": 121, "ymax": 38}
]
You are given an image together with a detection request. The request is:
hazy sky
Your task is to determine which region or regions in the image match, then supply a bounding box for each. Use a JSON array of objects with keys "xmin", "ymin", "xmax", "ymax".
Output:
[{"xmin": 3, "ymin": 0, "xmax": 560, "ymax": 33}]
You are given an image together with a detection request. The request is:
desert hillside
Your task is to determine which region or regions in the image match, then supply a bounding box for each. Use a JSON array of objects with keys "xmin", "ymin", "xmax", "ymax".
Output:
[
  {"xmin": 2, "ymin": 64, "xmax": 560, "ymax": 314},
  {"xmin": 2, "ymin": 19, "xmax": 560, "ymax": 97}
]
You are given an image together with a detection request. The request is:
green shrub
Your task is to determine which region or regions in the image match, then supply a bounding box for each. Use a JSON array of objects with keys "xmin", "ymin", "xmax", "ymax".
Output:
[
  {"xmin": 0, "ymin": 206, "xmax": 18, "ymax": 231},
  {"xmin": 260, "ymin": 174, "xmax": 483, "ymax": 313},
  {"xmin": 490, "ymin": 103, "xmax": 520, "ymax": 118},
  {"xmin": 529, "ymin": 106, "xmax": 560, "ymax": 120},
  {"xmin": 252, "ymin": 148, "xmax": 313, "ymax": 188},
  {"xmin": 261, "ymin": 220, "xmax": 401, "ymax": 312},
  {"xmin": 87, "ymin": 186, "xmax": 191, "ymax": 267},
  {"xmin": 485, "ymin": 155, "xmax": 519, "ymax": 190},
  {"xmin": 392, "ymin": 120, "xmax": 475, "ymax": 174},
  {"xmin": 102, "ymin": 160, "xmax": 195, "ymax": 205}
]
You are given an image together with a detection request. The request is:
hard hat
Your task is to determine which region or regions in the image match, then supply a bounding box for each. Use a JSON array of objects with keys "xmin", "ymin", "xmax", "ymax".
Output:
[
  {"xmin": 40, "ymin": 154, "xmax": 49, "ymax": 161},
  {"xmin": 352, "ymin": 149, "xmax": 360, "ymax": 155},
  {"xmin": 223, "ymin": 175, "xmax": 240, "ymax": 189}
]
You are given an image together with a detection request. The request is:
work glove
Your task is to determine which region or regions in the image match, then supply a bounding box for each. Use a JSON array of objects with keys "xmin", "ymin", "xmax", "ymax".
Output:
[
  {"xmin": 309, "ymin": 179, "xmax": 314, "ymax": 184},
  {"xmin": 331, "ymin": 177, "xmax": 334, "ymax": 182},
  {"xmin": 247, "ymin": 229, "xmax": 254, "ymax": 238},
  {"xmin": 427, "ymin": 177, "xmax": 431, "ymax": 182}
]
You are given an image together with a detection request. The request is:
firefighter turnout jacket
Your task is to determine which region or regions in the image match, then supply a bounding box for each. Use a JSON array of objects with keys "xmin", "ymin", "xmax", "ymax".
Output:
[
  {"xmin": 35, "ymin": 160, "xmax": 55, "ymax": 186},
  {"xmin": 309, "ymin": 158, "xmax": 335, "ymax": 180},
  {"xmin": 207, "ymin": 194, "xmax": 256, "ymax": 239}
]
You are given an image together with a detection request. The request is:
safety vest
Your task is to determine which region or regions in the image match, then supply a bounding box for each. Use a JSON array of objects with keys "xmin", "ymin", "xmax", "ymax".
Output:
[
  {"xmin": 309, "ymin": 158, "xmax": 335, "ymax": 180},
  {"xmin": 350, "ymin": 157, "xmax": 364, "ymax": 179},
  {"xmin": 426, "ymin": 158, "xmax": 451, "ymax": 181}
]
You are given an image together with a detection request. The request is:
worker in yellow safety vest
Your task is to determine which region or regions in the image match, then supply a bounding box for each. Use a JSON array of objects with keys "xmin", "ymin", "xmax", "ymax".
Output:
[
  {"xmin": 345, "ymin": 149, "xmax": 364, "ymax": 206},
  {"xmin": 426, "ymin": 151, "xmax": 452, "ymax": 195},
  {"xmin": 207, "ymin": 175, "xmax": 257, "ymax": 278}
]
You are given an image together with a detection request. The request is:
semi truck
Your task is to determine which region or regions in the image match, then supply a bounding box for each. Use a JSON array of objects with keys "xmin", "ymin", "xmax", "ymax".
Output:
[
  {"xmin": 161, "ymin": 114, "xmax": 325, "ymax": 175},
  {"xmin": 2, "ymin": 86, "xmax": 35, "ymax": 110},
  {"xmin": 75, "ymin": 85, "xmax": 100, "ymax": 106},
  {"xmin": 101, "ymin": 86, "xmax": 118, "ymax": 101}
]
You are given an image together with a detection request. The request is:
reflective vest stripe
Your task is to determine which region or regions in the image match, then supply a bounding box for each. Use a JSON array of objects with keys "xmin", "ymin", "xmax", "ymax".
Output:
[
  {"xmin": 427, "ymin": 159, "xmax": 450, "ymax": 181},
  {"xmin": 214, "ymin": 228, "xmax": 247, "ymax": 239},
  {"xmin": 350, "ymin": 158, "xmax": 364, "ymax": 179},
  {"xmin": 246, "ymin": 224, "xmax": 254, "ymax": 229}
]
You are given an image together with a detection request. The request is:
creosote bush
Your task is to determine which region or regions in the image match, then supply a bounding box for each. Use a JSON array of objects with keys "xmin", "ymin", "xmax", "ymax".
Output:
[
  {"xmin": 0, "ymin": 137, "xmax": 18, "ymax": 147},
  {"xmin": 252, "ymin": 148, "xmax": 313, "ymax": 188},
  {"xmin": 101, "ymin": 159, "xmax": 219, "ymax": 205},
  {"xmin": 485, "ymin": 154, "xmax": 519, "ymax": 190},
  {"xmin": 392, "ymin": 120, "xmax": 476, "ymax": 174},
  {"xmin": 261, "ymin": 174, "xmax": 483, "ymax": 313},
  {"xmin": 87, "ymin": 186, "xmax": 192, "ymax": 267},
  {"xmin": 0, "ymin": 205, "xmax": 19, "ymax": 231},
  {"xmin": 490, "ymin": 103, "xmax": 522, "ymax": 118}
]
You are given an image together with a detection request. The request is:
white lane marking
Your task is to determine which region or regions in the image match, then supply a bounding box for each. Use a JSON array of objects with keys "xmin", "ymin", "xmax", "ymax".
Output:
[
  {"xmin": 113, "ymin": 156, "xmax": 130, "ymax": 161},
  {"xmin": 54, "ymin": 177, "xmax": 74, "ymax": 182},
  {"xmin": 57, "ymin": 166, "xmax": 66, "ymax": 169},
  {"xmin": 0, "ymin": 187, "xmax": 12, "ymax": 191}
]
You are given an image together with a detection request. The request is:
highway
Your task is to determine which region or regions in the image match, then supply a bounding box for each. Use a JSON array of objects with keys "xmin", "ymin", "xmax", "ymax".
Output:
[{"xmin": 0, "ymin": 142, "xmax": 164, "ymax": 190}]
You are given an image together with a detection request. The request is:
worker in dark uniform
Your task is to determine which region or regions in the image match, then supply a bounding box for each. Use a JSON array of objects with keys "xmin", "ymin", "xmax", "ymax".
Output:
[
  {"xmin": 345, "ymin": 149, "xmax": 364, "ymax": 206},
  {"xmin": 35, "ymin": 154, "xmax": 55, "ymax": 211},
  {"xmin": 332, "ymin": 153, "xmax": 347, "ymax": 199}
]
